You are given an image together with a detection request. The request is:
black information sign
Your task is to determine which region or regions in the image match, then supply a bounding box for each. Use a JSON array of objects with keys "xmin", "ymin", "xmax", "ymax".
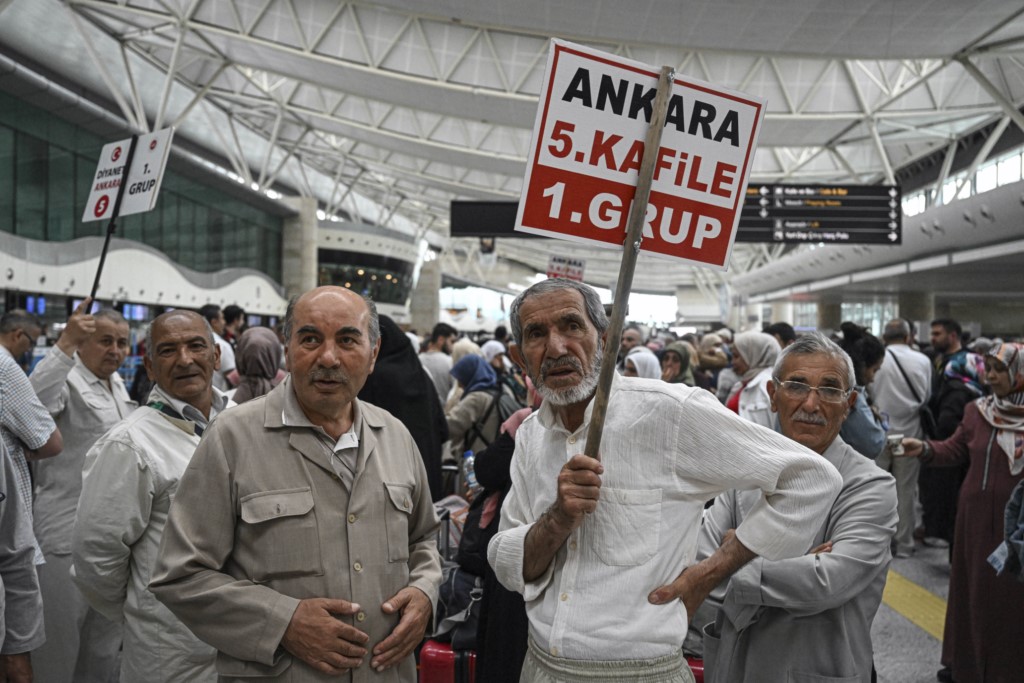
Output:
[
  {"xmin": 452, "ymin": 184, "xmax": 902, "ymax": 245},
  {"xmin": 737, "ymin": 184, "xmax": 902, "ymax": 244}
]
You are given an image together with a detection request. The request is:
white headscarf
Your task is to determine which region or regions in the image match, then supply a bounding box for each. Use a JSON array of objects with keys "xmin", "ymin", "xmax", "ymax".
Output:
[
  {"xmin": 481, "ymin": 340, "xmax": 506, "ymax": 364},
  {"xmin": 626, "ymin": 347, "xmax": 662, "ymax": 380},
  {"xmin": 732, "ymin": 332, "xmax": 781, "ymax": 383}
]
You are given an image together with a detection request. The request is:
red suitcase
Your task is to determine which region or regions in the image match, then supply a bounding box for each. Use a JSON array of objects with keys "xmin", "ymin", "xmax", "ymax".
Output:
[
  {"xmin": 419, "ymin": 639, "xmax": 476, "ymax": 683},
  {"xmin": 686, "ymin": 655, "xmax": 705, "ymax": 683}
]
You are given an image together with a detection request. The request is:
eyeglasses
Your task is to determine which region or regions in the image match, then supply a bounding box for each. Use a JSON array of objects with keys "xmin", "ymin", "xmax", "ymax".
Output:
[{"xmin": 773, "ymin": 379, "xmax": 850, "ymax": 404}]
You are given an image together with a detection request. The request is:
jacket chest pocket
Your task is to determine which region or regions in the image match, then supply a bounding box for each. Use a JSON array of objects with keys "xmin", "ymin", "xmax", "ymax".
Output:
[
  {"xmin": 590, "ymin": 487, "xmax": 662, "ymax": 566},
  {"xmin": 383, "ymin": 482, "xmax": 414, "ymax": 563},
  {"xmin": 239, "ymin": 488, "xmax": 323, "ymax": 582}
]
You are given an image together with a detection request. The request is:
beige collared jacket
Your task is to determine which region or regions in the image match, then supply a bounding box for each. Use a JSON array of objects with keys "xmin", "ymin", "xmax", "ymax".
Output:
[{"xmin": 150, "ymin": 379, "xmax": 442, "ymax": 682}]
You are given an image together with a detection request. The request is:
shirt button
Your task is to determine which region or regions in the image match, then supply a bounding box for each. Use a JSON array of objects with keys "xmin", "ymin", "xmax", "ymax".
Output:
[
  {"xmin": 567, "ymin": 436, "xmax": 576, "ymax": 445},
  {"xmin": 569, "ymin": 541, "xmax": 578, "ymax": 551},
  {"xmin": 560, "ymin": 592, "xmax": 569, "ymax": 602},
  {"xmin": 356, "ymin": 611, "xmax": 366, "ymax": 622},
  {"xmin": 348, "ymin": 514, "xmax": 357, "ymax": 524},
  {"xmin": 275, "ymin": 504, "xmax": 282, "ymax": 513},
  {"xmin": 404, "ymin": 498, "xmax": 411, "ymax": 509},
  {"xmin": 550, "ymin": 646, "xmax": 558, "ymax": 656},
  {"xmin": 353, "ymin": 562, "xmax": 363, "ymax": 572}
]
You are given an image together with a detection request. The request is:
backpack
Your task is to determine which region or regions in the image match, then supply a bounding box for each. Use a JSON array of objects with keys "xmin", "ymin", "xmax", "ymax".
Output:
[{"xmin": 464, "ymin": 387, "xmax": 520, "ymax": 451}]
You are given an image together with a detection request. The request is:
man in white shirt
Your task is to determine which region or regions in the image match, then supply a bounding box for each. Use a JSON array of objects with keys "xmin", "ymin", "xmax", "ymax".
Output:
[
  {"xmin": 871, "ymin": 319, "xmax": 933, "ymax": 557},
  {"xmin": 30, "ymin": 299, "xmax": 136, "ymax": 683},
  {"xmin": 71, "ymin": 310, "xmax": 229, "ymax": 683},
  {"xmin": 419, "ymin": 322, "xmax": 457, "ymax": 405},
  {"xmin": 488, "ymin": 279, "xmax": 843, "ymax": 682}
]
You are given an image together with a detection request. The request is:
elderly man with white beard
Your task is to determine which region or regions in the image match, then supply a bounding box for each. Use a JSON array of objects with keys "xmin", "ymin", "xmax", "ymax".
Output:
[{"xmin": 487, "ymin": 278, "xmax": 843, "ymax": 683}]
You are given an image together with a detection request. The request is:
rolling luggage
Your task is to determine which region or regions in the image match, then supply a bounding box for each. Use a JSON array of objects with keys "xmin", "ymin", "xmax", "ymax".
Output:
[
  {"xmin": 419, "ymin": 639, "xmax": 475, "ymax": 683},
  {"xmin": 686, "ymin": 655, "xmax": 704, "ymax": 683}
]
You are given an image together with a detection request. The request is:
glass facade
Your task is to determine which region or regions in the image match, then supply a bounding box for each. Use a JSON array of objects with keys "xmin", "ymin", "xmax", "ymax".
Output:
[{"xmin": 0, "ymin": 90, "xmax": 283, "ymax": 280}]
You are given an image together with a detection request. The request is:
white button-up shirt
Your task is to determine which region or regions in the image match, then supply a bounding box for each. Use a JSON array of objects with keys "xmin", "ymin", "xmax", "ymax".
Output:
[
  {"xmin": 488, "ymin": 375, "xmax": 843, "ymax": 661},
  {"xmin": 30, "ymin": 345, "xmax": 136, "ymax": 556}
]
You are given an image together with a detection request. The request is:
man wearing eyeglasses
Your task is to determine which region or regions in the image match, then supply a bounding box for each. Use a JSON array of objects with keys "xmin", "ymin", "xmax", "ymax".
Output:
[
  {"xmin": 0, "ymin": 309, "xmax": 63, "ymax": 682},
  {"xmin": 693, "ymin": 332, "xmax": 897, "ymax": 683}
]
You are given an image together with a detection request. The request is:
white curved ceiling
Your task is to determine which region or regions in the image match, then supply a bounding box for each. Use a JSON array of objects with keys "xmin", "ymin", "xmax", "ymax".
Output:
[{"xmin": 2, "ymin": 0, "xmax": 1023, "ymax": 294}]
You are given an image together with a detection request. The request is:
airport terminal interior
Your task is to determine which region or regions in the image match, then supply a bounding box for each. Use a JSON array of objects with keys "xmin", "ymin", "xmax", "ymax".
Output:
[{"xmin": 3, "ymin": 1, "xmax": 1024, "ymax": 682}]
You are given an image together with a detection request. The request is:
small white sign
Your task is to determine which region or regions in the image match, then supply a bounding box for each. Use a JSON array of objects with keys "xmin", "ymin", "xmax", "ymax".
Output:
[
  {"xmin": 82, "ymin": 128, "xmax": 175, "ymax": 223},
  {"xmin": 547, "ymin": 255, "xmax": 586, "ymax": 281}
]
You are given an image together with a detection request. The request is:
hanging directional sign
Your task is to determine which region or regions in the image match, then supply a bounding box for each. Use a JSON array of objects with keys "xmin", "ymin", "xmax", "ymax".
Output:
[{"xmin": 737, "ymin": 184, "xmax": 902, "ymax": 244}]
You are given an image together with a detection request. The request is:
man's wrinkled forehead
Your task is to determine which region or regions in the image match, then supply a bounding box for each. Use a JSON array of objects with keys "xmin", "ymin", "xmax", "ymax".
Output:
[{"xmin": 778, "ymin": 353, "xmax": 847, "ymax": 386}]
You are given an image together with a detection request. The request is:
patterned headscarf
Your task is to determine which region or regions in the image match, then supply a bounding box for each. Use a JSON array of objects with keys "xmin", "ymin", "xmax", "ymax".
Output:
[
  {"xmin": 943, "ymin": 351, "xmax": 987, "ymax": 397},
  {"xmin": 976, "ymin": 342, "xmax": 1024, "ymax": 475}
]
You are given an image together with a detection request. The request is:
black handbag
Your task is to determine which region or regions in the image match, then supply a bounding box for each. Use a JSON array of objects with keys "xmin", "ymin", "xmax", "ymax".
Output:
[{"xmin": 888, "ymin": 349, "xmax": 937, "ymax": 438}]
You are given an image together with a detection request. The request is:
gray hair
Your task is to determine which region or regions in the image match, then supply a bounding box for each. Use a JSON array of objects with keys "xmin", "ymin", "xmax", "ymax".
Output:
[
  {"xmin": 882, "ymin": 319, "xmax": 911, "ymax": 343},
  {"xmin": 94, "ymin": 309, "xmax": 128, "ymax": 326},
  {"xmin": 281, "ymin": 290, "xmax": 380, "ymax": 347},
  {"xmin": 509, "ymin": 279, "xmax": 609, "ymax": 347},
  {"xmin": 772, "ymin": 331, "xmax": 856, "ymax": 391},
  {"xmin": 145, "ymin": 311, "xmax": 216, "ymax": 360},
  {"xmin": 0, "ymin": 309, "xmax": 42, "ymax": 334}
]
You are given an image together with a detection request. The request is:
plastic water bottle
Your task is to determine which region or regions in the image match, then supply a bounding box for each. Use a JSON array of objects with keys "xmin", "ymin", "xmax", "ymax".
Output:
[{"xmin": 462, "ymin": 450, "xmax": 482, "ymax": 498}]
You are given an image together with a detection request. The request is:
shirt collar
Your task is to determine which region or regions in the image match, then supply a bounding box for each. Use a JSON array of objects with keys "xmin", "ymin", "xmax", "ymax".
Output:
[
  {"xmin": 535, "ymin": 371, "xmax": 619, "ymax": 434},
  {"xmin": 280, "ymin": 374, "xmax": 362, "ymax": 450},
  {"xmin": 73, "ymin": 356, "xmax": 106, "ymax": 386},
  {"xmin": 151, "ymin": 383, "xmax": 229, "ymax": 429}
]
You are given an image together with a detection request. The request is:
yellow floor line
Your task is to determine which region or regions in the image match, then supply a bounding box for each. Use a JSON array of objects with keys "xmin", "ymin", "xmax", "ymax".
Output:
[{"xmin": 882, "ymin": 569, "xmax": 947, "ymax": 641}]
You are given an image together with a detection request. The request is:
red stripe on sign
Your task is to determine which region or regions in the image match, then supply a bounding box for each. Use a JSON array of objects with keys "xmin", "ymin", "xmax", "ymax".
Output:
[{"xmin": 521, "ymin": 164, "xmax": 736, "ymax": 268}]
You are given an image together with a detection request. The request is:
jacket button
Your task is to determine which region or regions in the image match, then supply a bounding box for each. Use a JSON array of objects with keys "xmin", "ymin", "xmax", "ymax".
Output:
[
  {"xmin": 356, "ymin": 611, "xmax": 366, "ymax": 622},
  {"xmin": 348, "ymin": 514, "xmax": 357, "ymax": 524},
  {"xmin": 353, "ymin": 562, "xmax": 363, "ymax": 572}
]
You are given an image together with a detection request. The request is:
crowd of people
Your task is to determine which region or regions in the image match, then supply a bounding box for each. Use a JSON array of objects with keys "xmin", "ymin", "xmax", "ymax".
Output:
[{"xmin": 0, "ymin": 282, "xmax": 1021, "ymax": 683}]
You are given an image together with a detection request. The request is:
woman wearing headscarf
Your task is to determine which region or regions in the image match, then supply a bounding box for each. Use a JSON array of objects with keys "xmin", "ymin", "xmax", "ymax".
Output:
[
  {"xmin": 837, "ymin": 322, "xmax": 888, "ymax": 459},
  {"xmin": 903, "ymin": 342, "xmax": 1024, "ymax": 683},
  {"xmin": 481, "ymin": 339, "xmax": 527, "ymax": 406},
  {"xmin": 358, "ymin": 315, "xmax": 448, "ymax": 500},
  {"xmin": 726, "ymin": 331, "xmax": 781, "ymax": 428},
  {"xmin": 447, "ymin": 354, "xmax": 511, "ymax": 457},
  {"xmin": 661, "ymin": 341, "xmax": 695, "ymax": 385},
  {"xmin": 445, "ymin": 337, "xmax": 485, "ymax": 412},
  {"xmin": 229, "ymin": 327, "xmax": 286, "ymax": 404},
  {"xmin": 623, "ymin": 346, "xmax": 662, "ymax": 380}
]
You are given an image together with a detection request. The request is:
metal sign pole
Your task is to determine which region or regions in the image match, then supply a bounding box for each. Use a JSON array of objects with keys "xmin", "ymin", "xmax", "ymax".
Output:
[
  {"xmin": 584, "ymin": 66, "xmax": 675, "ymax": 462},
  {"xmin": 89, "ymin": 134, "xmax": 139, "ymax": 301}
]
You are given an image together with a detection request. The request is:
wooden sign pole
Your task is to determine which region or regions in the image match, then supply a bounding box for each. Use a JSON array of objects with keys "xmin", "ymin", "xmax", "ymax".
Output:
[{"xmin": 584, "ymin": 66, "xmax": 675, "ymax": 462}]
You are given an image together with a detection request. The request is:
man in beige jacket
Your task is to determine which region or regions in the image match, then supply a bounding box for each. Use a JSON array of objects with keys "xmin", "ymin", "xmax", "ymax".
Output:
[{"xmin": 151, "ymin": 287, "xmax": 441, "ymax": 682}]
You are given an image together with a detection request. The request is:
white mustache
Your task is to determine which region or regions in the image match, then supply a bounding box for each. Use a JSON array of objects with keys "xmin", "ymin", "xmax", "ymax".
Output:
[
  {"xmin": 540, "ymin": 355, "xmax": 582, "ymax": 380},
  {"xmin": 792, "ymin": 410, "xmax": 827, "ymax": 425}
]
